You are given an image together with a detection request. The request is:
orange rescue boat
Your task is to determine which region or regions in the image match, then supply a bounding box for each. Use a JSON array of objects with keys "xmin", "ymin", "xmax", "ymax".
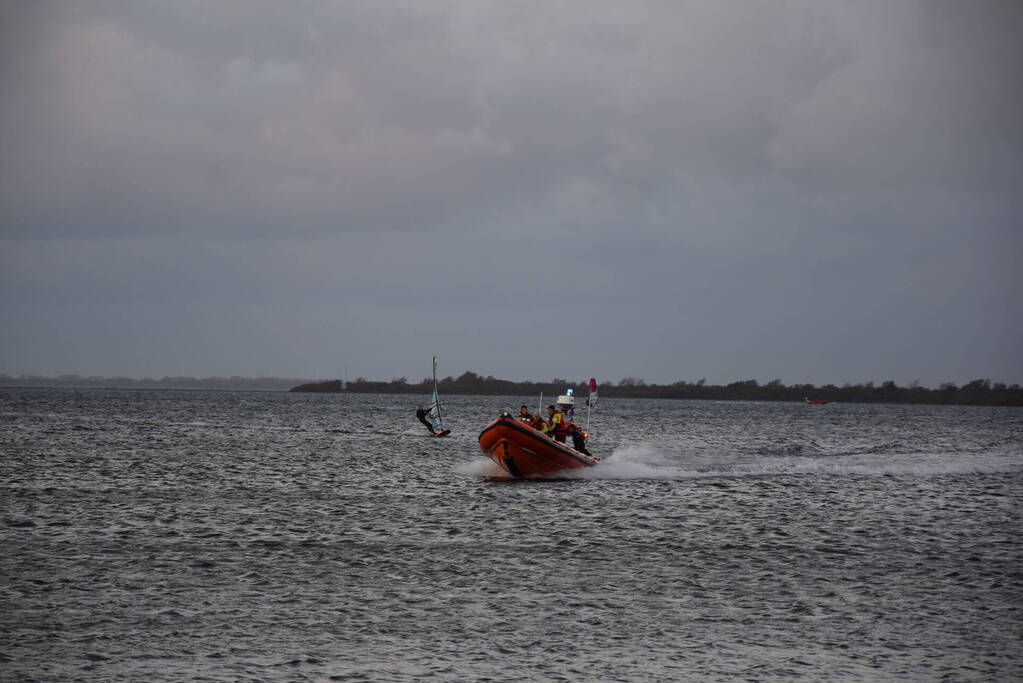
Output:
[{"xmin": 478, "ymin": 414, "xmax": 601, "ymax": 478}]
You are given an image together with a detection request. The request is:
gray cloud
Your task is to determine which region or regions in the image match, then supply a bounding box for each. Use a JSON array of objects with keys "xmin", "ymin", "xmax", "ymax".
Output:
[{"xmin": 2, "ymin": 1, "xmax": 1020, "ymax": 385}]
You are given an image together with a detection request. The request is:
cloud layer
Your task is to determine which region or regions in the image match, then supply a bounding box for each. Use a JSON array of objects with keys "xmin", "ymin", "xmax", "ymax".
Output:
[{"xmin": 2, "ymin": 1, "xmax": 1021, "ymax": 385}]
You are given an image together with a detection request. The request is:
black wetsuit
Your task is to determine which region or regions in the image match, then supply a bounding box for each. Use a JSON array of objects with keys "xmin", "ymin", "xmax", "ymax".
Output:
[{"xmin": 416, "ymin": 408, "xmax": 436, "ymax": 434}]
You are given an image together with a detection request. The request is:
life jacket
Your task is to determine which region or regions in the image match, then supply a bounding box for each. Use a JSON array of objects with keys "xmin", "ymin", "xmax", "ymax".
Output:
[
  {"xmin": 553, "ymin": 414, "xmax": 571, "ymax": 437},
  {"xmin": 517, "ymin": 411, "xmax": 533, "ymax": 423},
  {"xmin": 541, "ymin": 412, "xmax": 560, "ymax": 434}
]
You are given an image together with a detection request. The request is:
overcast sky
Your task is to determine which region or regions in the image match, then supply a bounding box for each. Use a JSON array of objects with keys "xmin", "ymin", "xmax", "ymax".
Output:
[{"xmin": 2, "ymin": 1, "xmax": 1021, "ymax": 387}]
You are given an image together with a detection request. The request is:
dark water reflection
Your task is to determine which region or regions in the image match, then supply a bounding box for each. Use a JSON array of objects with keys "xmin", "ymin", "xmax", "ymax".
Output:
[{"xmin": 2, "ymin": 388, "xmax": 1021, "ymax": 681}]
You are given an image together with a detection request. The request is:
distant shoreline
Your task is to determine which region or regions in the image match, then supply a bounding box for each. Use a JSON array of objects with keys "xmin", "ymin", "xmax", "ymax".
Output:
[
  {"xmin": 291, "ymin": 374, "xmax": 1023, "ymax": 407},
  {"xmin": 3, "ymin": 373, "xmax": 1020, "ymax": 407}
]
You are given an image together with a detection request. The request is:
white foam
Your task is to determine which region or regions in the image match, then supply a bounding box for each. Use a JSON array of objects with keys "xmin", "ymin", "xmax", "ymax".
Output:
[
  {"xmin": 454, "ymin": 458, "xmax": 506, "ymax": 478},
  {"xmin": 570, "ymin": 444, "xmax": 1022, "ymax": 480},
  {"xmin": 460, "ymin": 441, "xmax": 1023, "ymax": 481}
]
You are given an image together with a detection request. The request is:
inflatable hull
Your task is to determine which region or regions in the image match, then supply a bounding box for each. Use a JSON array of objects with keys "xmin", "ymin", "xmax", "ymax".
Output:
[{"xmin": 478, "ymin": 415, "xmax": 600, "ymax": 478}]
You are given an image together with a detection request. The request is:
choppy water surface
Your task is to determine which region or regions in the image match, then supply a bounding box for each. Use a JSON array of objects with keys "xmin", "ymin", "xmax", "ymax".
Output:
[{"xmin": 2, "ymin": 388, "xmax": 1021, "ymax": 681}]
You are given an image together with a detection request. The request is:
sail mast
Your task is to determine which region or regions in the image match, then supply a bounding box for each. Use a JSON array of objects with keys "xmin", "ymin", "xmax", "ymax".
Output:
[{"xmin": 432, "ymin": 356, "xmax": 444, "ymax": 430}]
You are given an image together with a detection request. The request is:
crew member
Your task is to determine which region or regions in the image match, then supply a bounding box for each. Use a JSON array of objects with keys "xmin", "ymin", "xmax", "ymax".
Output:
[
  {"xmin": 540, "ymin": 405, "xmax": 560, "ymax": 436},
  {"xmin": 567, "ymin": 423, "xmax": 591, "ymax": 455},
  {"xmin": 415, "ymin": 406, "xmax": 436, "ymax": 435},
  {"xmin": 516, "ymin": 405, "xmax": 534, "ymax": 423},
  {"xmin": 552, "ymin": 408, "xmax": 571, "ymax": 443},
  {"xmin": 541, "ymin": 405, "xmax": 568, "ymax": 441}
]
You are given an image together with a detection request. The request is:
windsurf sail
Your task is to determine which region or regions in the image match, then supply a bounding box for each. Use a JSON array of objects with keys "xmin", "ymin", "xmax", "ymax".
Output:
[{"xmin": 429, "ymin": 356, "xmax": 445, "ymax": 432}]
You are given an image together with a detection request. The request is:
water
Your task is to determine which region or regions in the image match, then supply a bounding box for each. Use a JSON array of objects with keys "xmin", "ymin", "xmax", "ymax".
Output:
[{"xmin": 2, "ymin": 388, "xmax": 1021, "ymax": 681}]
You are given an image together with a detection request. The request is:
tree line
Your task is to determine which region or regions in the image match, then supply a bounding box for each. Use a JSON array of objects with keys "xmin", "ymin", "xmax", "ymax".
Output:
[
  {"xmin": 290, "ymin": 372, "xmax": 1023, "ymax": 407},
  {"xmin": 3, "ymin": 372, "xmax": 1018, "ymax": 406}
]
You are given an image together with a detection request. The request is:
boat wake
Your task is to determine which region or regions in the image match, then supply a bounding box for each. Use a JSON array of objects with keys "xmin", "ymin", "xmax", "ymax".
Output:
[
  {"xmin": 565, "ymin": 443, "xmax": 715, "ymax": 480},
  {"xmin": 460, "ymin": 441, "xmax": 1022, "ymax": 481}
]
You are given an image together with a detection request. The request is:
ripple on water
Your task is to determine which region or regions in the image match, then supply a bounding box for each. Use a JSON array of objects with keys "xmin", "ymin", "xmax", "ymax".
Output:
[{"xmin": 1, "ymin": 389, "xmax": 1021, "ymax": 681}]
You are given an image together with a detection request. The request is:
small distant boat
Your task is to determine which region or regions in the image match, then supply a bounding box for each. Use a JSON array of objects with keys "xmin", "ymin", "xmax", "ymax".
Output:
[
  {"xmin": 478, "ymin": 415, "xmax": 600, "ymax": 478},
  {"xmin": 805, "ymin": 397, "xmax": 829, "ymax": 405}
]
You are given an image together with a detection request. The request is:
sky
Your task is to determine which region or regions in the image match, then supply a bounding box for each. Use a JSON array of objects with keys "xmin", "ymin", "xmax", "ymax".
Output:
[{"xmin": 2, "ymin": 1, "xmax": 1021, "ymax": 388}]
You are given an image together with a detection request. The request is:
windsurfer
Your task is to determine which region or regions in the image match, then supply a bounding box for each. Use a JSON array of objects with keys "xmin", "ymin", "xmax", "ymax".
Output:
[{"xmin": 415, "ymin": 406, "xmax": 436, "ymax": 435}]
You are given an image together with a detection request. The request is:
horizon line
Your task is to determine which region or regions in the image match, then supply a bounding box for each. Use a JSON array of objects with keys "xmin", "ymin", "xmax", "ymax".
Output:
[{"xmin": 2, "ymin": 372, "xmax": 1020, "ymax": 392}]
